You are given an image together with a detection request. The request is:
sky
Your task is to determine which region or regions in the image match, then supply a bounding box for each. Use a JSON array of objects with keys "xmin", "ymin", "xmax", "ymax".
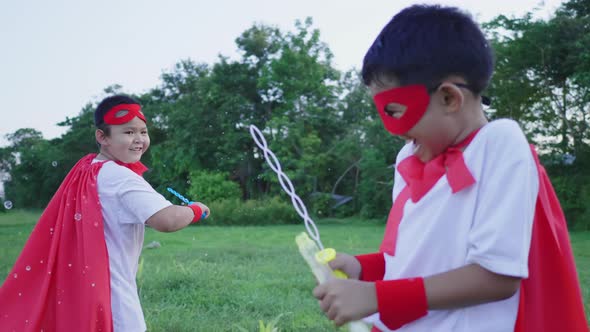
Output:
[{"xmin": 0, "ymin": 0, "xmax": 566, "ymax": 147}]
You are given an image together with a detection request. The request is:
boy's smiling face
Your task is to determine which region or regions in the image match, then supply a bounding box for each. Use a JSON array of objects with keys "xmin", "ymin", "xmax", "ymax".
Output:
[
  {"xmin": 369, "ymin": 78, "xmax": 469, "ymax": 162},
  {"xmin": 96, "ymin": 116, "xmax": 150, "ymax": 163}
]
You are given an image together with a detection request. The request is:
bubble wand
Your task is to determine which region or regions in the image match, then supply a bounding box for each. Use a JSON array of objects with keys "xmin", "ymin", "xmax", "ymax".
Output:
[
  {"xmin": 166, "ymin": 187, "xmax": 208, "ymax": 219},
  {"xmin": 249, "ymin": 125, "xmax": 370, "ymax": 332}
]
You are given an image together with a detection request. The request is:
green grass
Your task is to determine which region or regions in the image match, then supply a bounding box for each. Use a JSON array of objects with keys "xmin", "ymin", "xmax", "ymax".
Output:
[
  {"xmin": 1, "ymin": 211, "xmax": 588, "ymax": 331},
  {"xmin": 571, "ymin": 231, "xmax": 590, "ymax": 323}
]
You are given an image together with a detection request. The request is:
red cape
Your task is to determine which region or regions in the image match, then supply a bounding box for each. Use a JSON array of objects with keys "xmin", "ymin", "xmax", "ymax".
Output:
[
  {"xmin": 0, "ymin": 154, "xmax": 113, "ymax": 332},
  {"xmin": 514, "ymin": 146, "xmax": 588, "ymax": 332}
]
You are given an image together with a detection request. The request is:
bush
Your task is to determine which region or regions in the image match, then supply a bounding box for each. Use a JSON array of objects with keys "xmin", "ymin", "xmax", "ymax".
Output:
[
  {"xmin": 332, "ymin": 200, "xmax": 357, "ymax": 218},
  {"xmin": 309, "ymin": 193, "xmax": 332, "ymax": 218},
  {"xmin": 571, "ymin": 179, "xmax": 590, "ymax": 231},
  {"xmin": 545, "ymin": 164, "xmax": 590, "ymax": 230},
  {"xmin": 357, "ymin": 149, "xmax": 393, "ymax": 220},
  {"xmin": 204, "ymin": 197, "xmax": 301, "ymax": 226},
  {"xmin": 187, "ymin": 171, "xmax": 241, "ymax": 202},
  {"xmin": 551, "ymin": 175, "xmax": 585, "ymax": 221}
]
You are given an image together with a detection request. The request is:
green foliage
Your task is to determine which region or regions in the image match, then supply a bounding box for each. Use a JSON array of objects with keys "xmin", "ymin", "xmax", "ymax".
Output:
[
  {"xmin": 358, "ymin": 148, "xmax": 395, "ymax": 220},
  {"xmin": 484, "ymin": 1, "xmax": 590, "ymax": 155},
  {"xmin": 187, "ymin": 170, "xmax": 242, "ymax": 203},
  {"xmin": 544, "ymin": 146, "xmax": 590, "ymax": 230},
  {"xmin": 576, "ymin": 185, "xmax": 590, "ymax": 231},
  {"xmin": 310, "ymin": 193, "xmax": 332, "ymax": 218},
  {"xmin": 550, "ymin": 173, "xmax": 588, "ymax": 227},
  {"xmin": 1, "ymin": 2, "xmax": 588, "ymax": 224},
  {"xmin": 0, "ymin": 16, "xmax": 391, "ymax": 219},
  {"xmin": 205, "ymin": 197, "xmax": 300, "ymax": 225},
  {"xmin": 3, "ymin": 138, "xmax": 68, "ymax": 209},
  {"xmin": 477, "ymin": 0, "xmax": 590, "ymax": 230}
]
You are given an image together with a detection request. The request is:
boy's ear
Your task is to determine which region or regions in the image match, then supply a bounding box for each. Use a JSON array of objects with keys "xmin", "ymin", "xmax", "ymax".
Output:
[
  {"xmin": 95, "ymin": 129, "xmax": 108, "ymax": 146},
  {"xmin": 438, "ymin": 83, "xmax": 464, "ymax": 113}
]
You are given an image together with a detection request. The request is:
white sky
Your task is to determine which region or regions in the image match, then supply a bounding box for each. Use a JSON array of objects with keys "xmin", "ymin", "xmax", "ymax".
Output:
[{"xmin": 0, "ymin": 0, "xmax": 565, "ymax": 147}]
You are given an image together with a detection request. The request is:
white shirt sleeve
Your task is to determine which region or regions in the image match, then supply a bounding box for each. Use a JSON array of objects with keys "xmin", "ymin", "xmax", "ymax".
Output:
[
  {"xmin": 98, "ymin": 161, "xmax": 172, "ymax": 224},
  {"xmin": 466, "ymin": 121, "xmax": 539, "ymax": 278}
]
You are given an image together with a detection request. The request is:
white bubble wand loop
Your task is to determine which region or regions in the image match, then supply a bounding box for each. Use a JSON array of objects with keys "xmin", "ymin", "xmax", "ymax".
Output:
[
  {"xmin": 249, "ymin": 124, "xmax": 370, "ymax": 332},
  {"xmin": 249, "ymin": 124, "xmax": 323, "ymax": 250}
]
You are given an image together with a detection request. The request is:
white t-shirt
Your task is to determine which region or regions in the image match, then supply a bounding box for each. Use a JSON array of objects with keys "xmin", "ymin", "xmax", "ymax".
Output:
[
  {"xmin": 95, "ymin": 160, "xmax": 172, "ymax": 332},
  {"xmin": 366, "ymin": 119, "xmax": 539, "ymax": 332}
]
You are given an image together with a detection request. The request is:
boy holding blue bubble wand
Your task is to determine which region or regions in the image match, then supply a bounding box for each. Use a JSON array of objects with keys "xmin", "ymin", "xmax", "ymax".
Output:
[
  {"xmin": 0, "ymin": 94, "xmax": 210, "ymax": 332},
  {"xmin": 313, "ymin": 5, "xmax": 587, "ymax": 332}
]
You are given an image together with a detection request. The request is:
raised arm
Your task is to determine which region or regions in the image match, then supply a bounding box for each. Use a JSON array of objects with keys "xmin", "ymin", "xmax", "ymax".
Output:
[{"xmin": 146, "ymin": 202, "xmax": 209, "ymax": 232}]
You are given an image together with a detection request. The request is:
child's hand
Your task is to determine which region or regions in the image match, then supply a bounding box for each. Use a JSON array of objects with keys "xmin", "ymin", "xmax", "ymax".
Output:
[
  {"xmin": 192, "ymin": 202, "xmax": 210, "ymax": 219},
  {"xmin": 313, "ymin": 279, "xmax": 377, "ymax": 327},
  {"xmin": 328, "ymin": 253, "xmax": 362, "ymax": 279}
]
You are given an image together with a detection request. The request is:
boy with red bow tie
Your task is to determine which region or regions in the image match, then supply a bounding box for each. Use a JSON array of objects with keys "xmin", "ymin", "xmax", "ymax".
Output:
[
  {"xmin": 313, "ymin": 5, "xmax": 587, "ymax": 332},
  {"xmin": 0, "ymin": 95, "xmax": 210, "ymax": 331}
]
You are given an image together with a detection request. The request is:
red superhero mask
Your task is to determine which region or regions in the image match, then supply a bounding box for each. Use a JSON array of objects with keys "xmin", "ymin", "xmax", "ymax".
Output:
[
  {"xmin": 103, "ymin": 103, "xmax": 147, "ymax": 125},
  {"xmin": 373, "ymin": 85, "xmax": 430, "ymax": 135}
]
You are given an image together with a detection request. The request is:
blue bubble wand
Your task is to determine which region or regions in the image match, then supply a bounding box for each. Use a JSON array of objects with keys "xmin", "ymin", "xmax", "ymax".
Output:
[{"xmin": 167, "ymin": 187, "xmax": 207, "ymax": 219}]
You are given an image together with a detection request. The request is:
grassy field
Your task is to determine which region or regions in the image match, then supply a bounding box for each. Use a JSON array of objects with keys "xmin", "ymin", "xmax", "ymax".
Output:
[{"xmin": 1, "ymin": 210, "xmax": 589, "ymax": 331}]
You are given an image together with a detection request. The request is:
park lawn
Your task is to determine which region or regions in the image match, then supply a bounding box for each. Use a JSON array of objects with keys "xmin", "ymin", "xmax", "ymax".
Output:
[{"xmin": 1, "ymin": 210, "xmax": 589, "ymax": 331}]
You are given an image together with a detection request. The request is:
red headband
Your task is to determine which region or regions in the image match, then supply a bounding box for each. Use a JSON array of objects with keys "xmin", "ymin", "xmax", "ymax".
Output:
[
  {"xmin": 103, "ymin": 104, "xmax": 147, "ymax": 125},
  {"xmin": 373, "ymin": 85, "xmax": 430, "ymax": 135}
]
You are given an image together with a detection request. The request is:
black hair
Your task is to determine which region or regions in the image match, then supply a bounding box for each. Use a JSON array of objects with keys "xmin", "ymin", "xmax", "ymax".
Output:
[
  {"xmin": 94, "ymin": 94, "xmax": 141, "ymax": 129},
  {"xmin": 94, "ymin": 94, "xmax": 140, "ymax": 147},
  {"xmin": 362, "ymin": 5, "xmax": 494, "ymax": 95}
]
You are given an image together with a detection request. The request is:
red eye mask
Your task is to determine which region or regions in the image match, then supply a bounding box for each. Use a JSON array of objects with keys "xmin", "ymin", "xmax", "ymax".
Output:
[
  {"xmin": 103, "ymin": 104, "xmax": 147, "ymax": 125},
  {"xmin": 373, "ymin": 85, "xmax": 430, "ymax": 135}
]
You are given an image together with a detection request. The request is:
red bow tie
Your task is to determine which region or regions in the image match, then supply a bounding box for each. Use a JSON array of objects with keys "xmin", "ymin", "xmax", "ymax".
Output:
[
  {"xmin": 397, "ymin": 131, "xmax": 479, "ymax": 202},
  {"xmin": 379, "ymin": 130, "xmax": 479, "ymax": 254}
]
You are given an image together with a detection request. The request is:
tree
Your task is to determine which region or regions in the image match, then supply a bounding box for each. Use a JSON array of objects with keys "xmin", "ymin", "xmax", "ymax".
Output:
[
  {"xmin": 483, "ymin": 0, "xmax": 590, "ymax": 226},
  {"xmin": 484, "ymin": 1, "xmax": 590, "ymax": 156}
]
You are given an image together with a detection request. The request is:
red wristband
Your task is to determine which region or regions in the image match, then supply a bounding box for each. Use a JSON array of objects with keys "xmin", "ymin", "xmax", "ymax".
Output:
[
  {"xmin": 188, "ymin": 204, "xmax": 203, "ymax": 224},
  {"xmin": 375, "ymin": 277, "xmax": 428, "ymax": 330},
  {"xmin": 355, "ymin": 253, "xmax": 386, "ymax": 281}
]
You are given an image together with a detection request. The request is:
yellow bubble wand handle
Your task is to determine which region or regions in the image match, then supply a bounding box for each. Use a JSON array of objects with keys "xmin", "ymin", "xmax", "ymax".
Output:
[
  {"xmin": 296, "ymin": 233, "xmax": 370, "ymax": 332},
  {"xmin": 315, "ymin": 248, "xmax": 348, "ymax": 279}
]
